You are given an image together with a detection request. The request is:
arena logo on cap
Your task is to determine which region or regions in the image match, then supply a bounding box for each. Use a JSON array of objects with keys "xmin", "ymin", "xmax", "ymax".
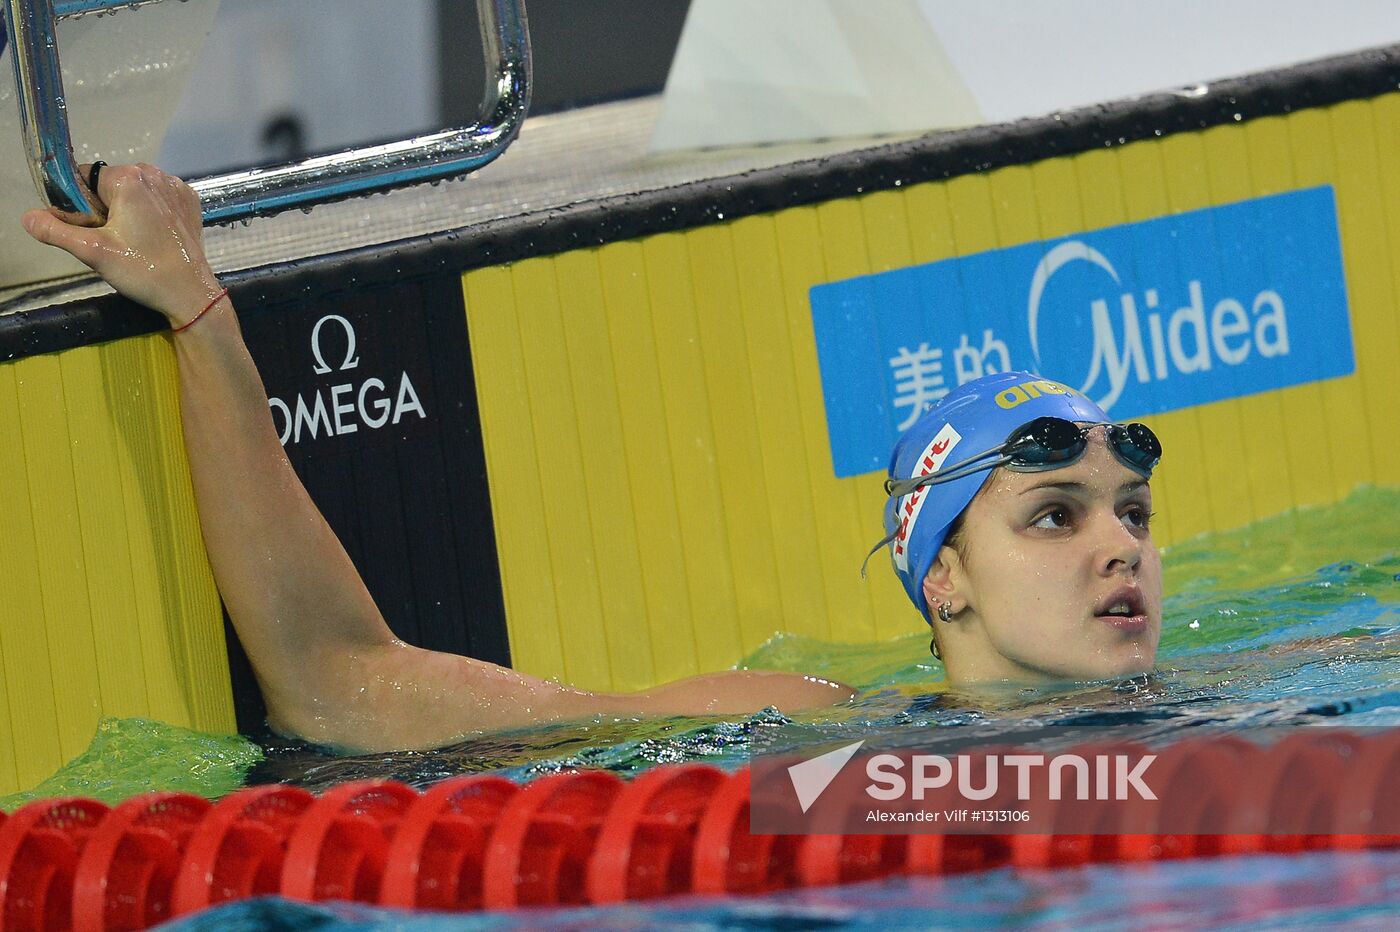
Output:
[
  {"xmin": 810, "ymin": 185, "xmax": 1354, "ymax": 478},
  {"xmin": 993, "ymin": 378, "xmax": 1079, "ymax": 410},
  {"xmin": 892, "ymin": 422, "xmax": 961, "ymax": 572}
]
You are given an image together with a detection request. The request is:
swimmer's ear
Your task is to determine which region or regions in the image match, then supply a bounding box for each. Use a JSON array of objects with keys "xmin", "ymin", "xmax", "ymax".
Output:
[{"xmin": 922, "ymin": 545, "xmax": 966, "ymax": 615}]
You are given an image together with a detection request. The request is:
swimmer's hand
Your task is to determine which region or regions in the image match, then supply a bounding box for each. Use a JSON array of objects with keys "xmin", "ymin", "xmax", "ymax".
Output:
[
  {"xmin": 21, "ymin": 163, "xmax": 222, "ymax": 326},
  {"xmin": 15, "ymin": 160, "xmax": 859, "ymax": 753}
]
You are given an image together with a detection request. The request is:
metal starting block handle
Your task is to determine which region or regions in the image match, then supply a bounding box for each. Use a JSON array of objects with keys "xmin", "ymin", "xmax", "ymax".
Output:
[{"xmin": 1, "ymin": 0, "xmax": 531, "ymax": 226}]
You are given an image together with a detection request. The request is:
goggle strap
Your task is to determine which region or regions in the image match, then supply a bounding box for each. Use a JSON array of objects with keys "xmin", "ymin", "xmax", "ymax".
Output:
[
  {"xmin": 859, "ymin": 531, "xmax": 898, "ymax": 579},
  {"xmin": 868, "ymin": 417, "xmax": 1160, "ymax": 579},
  {"xmin": 887, "ymin": 451, "xmax": 1012, "ymax": 498},
  {"xmin": 886, "ymin": 447, "xmax": 1009, "ymax": 497},
  {"xmin": 870, "ymin": 452, "xmax": 1013, "ymax": 570}
]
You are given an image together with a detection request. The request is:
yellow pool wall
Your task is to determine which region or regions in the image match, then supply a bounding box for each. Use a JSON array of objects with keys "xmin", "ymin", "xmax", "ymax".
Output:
[
  {"xmin": 5, "ymin": 90, "xmax": 1400, "ymax": 795},
  {"xmin": 465, "ymin": 96, "xmax": 1400, "ymax": 693},
  {"xmin": 0, "ymin": 334, "xmax": 232, "ymax": 795}
]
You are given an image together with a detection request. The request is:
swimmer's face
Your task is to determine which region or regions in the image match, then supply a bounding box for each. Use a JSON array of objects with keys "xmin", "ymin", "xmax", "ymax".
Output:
[{"xmin": 923, "ymin": 427, "xmax": 1162, "ymax": 684}]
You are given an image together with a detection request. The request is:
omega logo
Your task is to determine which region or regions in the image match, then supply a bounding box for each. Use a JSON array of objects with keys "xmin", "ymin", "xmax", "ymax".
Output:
[
  {"xmin": 310, "ymin": 314, "xmax": 360, "ymax": 374},
  {"xmin": 268, "ymin": 313, "xmax": 427, "ymax": 446}
]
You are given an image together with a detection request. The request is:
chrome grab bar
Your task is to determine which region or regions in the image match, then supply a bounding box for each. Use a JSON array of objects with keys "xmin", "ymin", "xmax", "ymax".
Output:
[
  {"xmin": 2, "ymin": 0, "xmax": 531, "ymax": 226},
  {"xmin": 53, "ymin": 1, "xmax": 168, "ymax": 14}
]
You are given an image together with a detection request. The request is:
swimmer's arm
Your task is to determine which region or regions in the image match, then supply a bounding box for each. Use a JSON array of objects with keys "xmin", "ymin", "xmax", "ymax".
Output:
[
  {"xmin": 22, "ymin": 164, "xmax": 856, "ymax": 751},
  {"xmin": 20, "ymin": 166, "xmax": 401, "ymax": 724},
  {"xmin": 299, "ymin": 641, "xmax": 856, "ymax": 751},
  {"xmin": 166, "ymin": 319, "xmax": 852, "ymax": 749}
]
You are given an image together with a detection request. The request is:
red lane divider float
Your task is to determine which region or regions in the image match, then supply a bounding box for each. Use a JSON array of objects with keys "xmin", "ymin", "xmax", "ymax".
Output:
[
  {"xmin": 1114, "ymin": 735, "xmax": 1254, "ymax": 863},
  {"xmin": 379, "ymin": 774, "xmax": 517, "ymax": 911},
  {"xmin": 70, "ymin": 793, "xmax": 211, "ymax": 932},
  {"xmin": 483, "ymin": 770, "xmax": 622, "ymax": 909},
  {"xmin": 0, "ymin": 798, "xmax": 109, "ymax": 932},
  {"xmin": 2, "ymin": 730, "xmax": 1400, "ymax": 931},
  {"xmin": 280, "ymin": 779, "xmax": 418, "ymax": 905},
  {"xmin": 690, "ymin": 768, "xmax": 803, "ymax": 895},
  {"xmin": 587, "ymin": 763, "xmax": 726, "ymax": 903},
  {"xmin": 170, "ymin": 785, "xmax": 313, "ymax": 917},
  {"xmin": 1334, "ymin": 728, "xmax": 1400, "ymax": 849}
]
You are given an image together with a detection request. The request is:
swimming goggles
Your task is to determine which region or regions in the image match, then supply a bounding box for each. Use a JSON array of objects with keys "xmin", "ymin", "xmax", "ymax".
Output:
[{"xmin": 883, "ymin": 416, "xmax": 1162, "ymax": 500}]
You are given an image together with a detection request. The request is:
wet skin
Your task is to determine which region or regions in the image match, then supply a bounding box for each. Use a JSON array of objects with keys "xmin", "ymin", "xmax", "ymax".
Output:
[
  {"xmin": 21, "ymin": 163, "xmax": 856, "ymax": 752},
  {"xmin": 922, "ymin": 429, "xmax": 1163, "ymax": 686}
]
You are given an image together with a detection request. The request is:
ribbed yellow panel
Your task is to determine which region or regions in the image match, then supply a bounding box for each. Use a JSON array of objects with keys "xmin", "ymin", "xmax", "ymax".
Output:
[
  {"xmin": 1367, "ymin": 96, "xmax": 1400, "ymax": 473},
  {"xmin": 552, "ymin": 250, "xmax": 658, "ymax": 689},
  {"xmin": 468, "ymin": 94, "xmax": 1400, "ymax": 691},
  {"xmin": 464, "ymin": 266, "xmax": 568, "ymax": 681},
  {"xmin": 1330, "ymin": 100, "xmax": 1400, "ymax": 488},
  {"xmin": 597, "ymin": 244, "xmax": 698, "ymax": 684},
  {"xmin": 645, "ymin": 234, "xmax": 749, "ymax": 667},
  {"xmin": 0, "ymin": 334, "xmax": 234, "ymax": 796},
  {"xmin": 811, "ymin": 199, "xmax": 883, "ymax": 644},
  {"xmin": 774, "ymin": 206, "xmax": 880, "ymax": 641},
  {"xmin": 729, "ymin": 216, "xmax": 833, "ymax": 646}
]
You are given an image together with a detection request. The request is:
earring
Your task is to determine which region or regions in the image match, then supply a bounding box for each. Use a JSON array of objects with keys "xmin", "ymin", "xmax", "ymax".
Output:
[
  {"xmin": 929, "ymin": 637, "xmax": 942, "ymax": 660},
  {"xmin": 936, "ymin": 601, "xmax": 953, "ymax": 623}
]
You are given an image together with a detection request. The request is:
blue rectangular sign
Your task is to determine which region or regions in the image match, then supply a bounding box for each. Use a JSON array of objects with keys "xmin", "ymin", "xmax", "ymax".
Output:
[{"xmin": 810, "ymin": 186, "xmax": 1354, "ymax": 477}]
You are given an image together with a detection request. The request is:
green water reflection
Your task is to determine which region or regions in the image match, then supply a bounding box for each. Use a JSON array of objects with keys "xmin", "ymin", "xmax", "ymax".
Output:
[{"xmin": 7, "ymin": 486, "xmax": 1398, "ymax": 809}]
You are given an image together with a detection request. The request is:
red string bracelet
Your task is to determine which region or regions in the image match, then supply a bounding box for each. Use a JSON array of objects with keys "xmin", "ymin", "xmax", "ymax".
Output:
[{"xmin": 171, "ymin": 288, "xmax": 229, "ymax": 334}]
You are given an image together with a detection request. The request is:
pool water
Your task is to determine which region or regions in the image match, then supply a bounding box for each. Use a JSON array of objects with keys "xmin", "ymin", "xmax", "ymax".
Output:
[
  {"xmin": 0, "ymin": 718, "xmax": 259, "ymax": 812},
  {"xmin": 159, "ymin": 849, "xmax": 1400, "ymax": 930},
  {"xmin": 247, "ymin": 483, "xmax": 1400, "ymax": 791},
  {"xmin": 5, "ymin": 486, "xmax": 1400, "ymax": 927},
  {"xmin": 6, "ymin": 485, "xmax": 1400, "ymax": 803}
]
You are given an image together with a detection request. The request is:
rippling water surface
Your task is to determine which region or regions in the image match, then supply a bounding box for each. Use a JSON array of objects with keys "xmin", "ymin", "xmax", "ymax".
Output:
[
  {"xmin": 163, "ymin": 849, "xmax": 1400, "ymax": 931},
  {"xmin": 7, "ymin": 487, "xmax": 1400, "ymax": 929},
  {"xmin": 246, "ymin": 485, "xmax": 1400, "ymax": 791},
  {"xmin": 6, "ymin": 487, "xmax": 1399, "ymax": 805}
]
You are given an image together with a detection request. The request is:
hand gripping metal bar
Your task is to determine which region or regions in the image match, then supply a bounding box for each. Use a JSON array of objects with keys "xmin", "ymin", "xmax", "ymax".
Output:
[{"xmin": 2, "ymin": 0, "xmax": 531, "ymax": 226}]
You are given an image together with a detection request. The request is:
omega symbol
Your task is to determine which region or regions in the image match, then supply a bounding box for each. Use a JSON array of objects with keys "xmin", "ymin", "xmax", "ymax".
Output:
[{"xmin": 310, "ymin": 314, "xmax": 360, "ymax": 374}]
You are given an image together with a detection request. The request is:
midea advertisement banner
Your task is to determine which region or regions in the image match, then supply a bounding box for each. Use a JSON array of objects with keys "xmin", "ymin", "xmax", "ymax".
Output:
[{"xmin": 810, "ymin": 186, "xmax": 1354, "ymax": 477}]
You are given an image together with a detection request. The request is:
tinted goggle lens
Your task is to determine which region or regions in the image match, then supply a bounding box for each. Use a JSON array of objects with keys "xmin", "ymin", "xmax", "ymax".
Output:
[
  {"xmin": 1107, "ymin": 422, "xmax": 1161, "ymax": 474},
  {"xmin": 1004, "ymin": 416, "xmax": 1088, "ymax": 469},
  {"xmin": 882, "ymin": 417, "xmax": 1160, "ymax": 499},
  {"xmin": 1005, "ymin": 417, "xmax": 1159, "ymax": 475}
]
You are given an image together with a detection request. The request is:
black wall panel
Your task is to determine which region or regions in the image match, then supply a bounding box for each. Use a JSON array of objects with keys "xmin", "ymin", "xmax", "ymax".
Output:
[{"xmin": 227, "ymin": 272, "xmax": 509, "ymax": 732}]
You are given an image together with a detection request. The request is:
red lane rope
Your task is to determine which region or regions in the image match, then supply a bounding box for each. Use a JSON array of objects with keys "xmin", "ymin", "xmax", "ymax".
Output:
[{"xmin": 1, "ymin": 730, "xmax": 1398, "ymax": 931}]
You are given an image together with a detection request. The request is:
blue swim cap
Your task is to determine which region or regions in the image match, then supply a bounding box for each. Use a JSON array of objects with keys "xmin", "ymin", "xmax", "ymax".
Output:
[{"xmin": 884, "ymin": 371, "xmax": 1111, "ymax": 621}]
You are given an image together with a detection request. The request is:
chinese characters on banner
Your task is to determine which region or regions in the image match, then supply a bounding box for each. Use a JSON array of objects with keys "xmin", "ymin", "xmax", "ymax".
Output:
[{"xmin": 810, "ymin": 186, "xmax": 1352, "ymax": 478}]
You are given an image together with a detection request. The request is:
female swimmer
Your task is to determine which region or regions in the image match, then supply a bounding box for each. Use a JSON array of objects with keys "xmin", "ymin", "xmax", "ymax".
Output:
[
  {"xmin": 877, "ymin": 372, "xmax": 1164, "ymax": 685},
  {"xmin": 20, "ymin": 163, "xmax": 855, "ymax": 752},
  {"xmin": 22, "ymin": 164, "xmax": 1161, "ymax": 750}
]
